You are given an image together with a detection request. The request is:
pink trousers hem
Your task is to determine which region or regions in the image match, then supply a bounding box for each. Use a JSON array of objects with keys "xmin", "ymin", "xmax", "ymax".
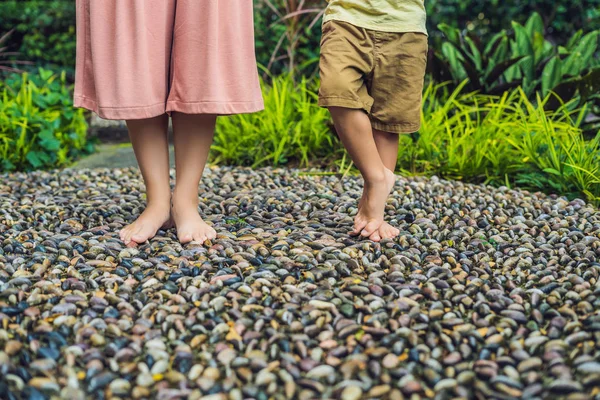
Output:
[
  {"xmin": 74, "ymin": 96, "xmax": 165, "ymax": 120},
  {"xmin": 166, "ymin": 100, "xmax": 265, "ymax": 116},
  {"xmin": 75, "ymin": 95, "xmax": 265, "ymax": 120}
]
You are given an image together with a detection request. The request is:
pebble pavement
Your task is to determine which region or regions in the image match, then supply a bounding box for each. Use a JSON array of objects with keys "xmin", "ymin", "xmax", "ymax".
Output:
[{"xmin": 1, "ymin": 167, "xmax": 599, "ymax": 400}]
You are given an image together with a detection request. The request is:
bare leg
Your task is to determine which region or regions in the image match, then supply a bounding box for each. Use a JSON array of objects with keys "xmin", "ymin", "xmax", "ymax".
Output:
[
  {"xmin": 119, "ymin": 115, "xmax": 172, "ymax": 247},
  {"xmin": 329, "ymin": 107, "xmax": 395, "ymax": 241},
  {"xmin": 373, "ymin": 129, "xmax": 399, "ymax": 172},
  {"xmin": 171, "ymin": 112, "xmax": 217, "ymax": 244},
  {"xmin": 371, "ymin": 129, "xmax": 401, "ymax": 239}
]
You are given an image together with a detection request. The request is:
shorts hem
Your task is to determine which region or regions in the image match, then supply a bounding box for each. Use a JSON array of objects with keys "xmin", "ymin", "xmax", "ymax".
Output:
[
  {"xmin": 371, "ymin": 120, "xmax": 420, "ymax": 134},
  {"xmin": 318, "ymin": 96, "xmax": 372, "ymax": 113}
]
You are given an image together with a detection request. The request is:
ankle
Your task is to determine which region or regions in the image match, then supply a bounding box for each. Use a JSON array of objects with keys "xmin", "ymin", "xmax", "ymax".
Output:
[
  {"xmin": 363, "ymin": 168, "xmax": 387, "ymax": 186},
  {"xmin": 171, "ymin": 190, "xmax": 198, "ymax": 207},
  {"xmin": 146, "ymin": 197, "xmax": 171, "ymax": 211}
]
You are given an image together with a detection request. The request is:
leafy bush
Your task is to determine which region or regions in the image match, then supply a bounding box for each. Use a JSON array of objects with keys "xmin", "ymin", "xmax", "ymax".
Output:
[
  {"xmin": 0, "ymin": 30, "xmax": 33, "ymax": 75},
  {"xmin": 425, "ymin": 0, "xmax": 600, "ymax": 46},
  {"xmin": 213, "ymin": 75, "xmax": 599, "ymax": 205},
  {"xmin": 429, "ymin": 13, "xmax": 600, "ymax": 106},
  {"xmin": 0, "ymin": 68, "xmax": 92, "ymax": 172},
  {"xmin": 397, "ymin": 83, "xmax": 600, "ymax": 205},
  {"xmin": 0, "ymin": 0, "xmax": 76, "ymax": 71},
  {"xmin": 254, "ymin": 0, "xmax": 324, "ymax": 78},
  {"xmin": 213, "ymin": 74, "xmax": 337, "ymax": 167},
  {"xmin": 254, "ymin": 0, "xmax": 600, "ymax": 75}
]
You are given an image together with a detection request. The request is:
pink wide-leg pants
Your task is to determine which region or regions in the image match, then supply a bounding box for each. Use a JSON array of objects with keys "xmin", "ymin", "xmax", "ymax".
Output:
[{"xmin": 74, "ymin": 0, "xmax": 264, "ymax": 120}]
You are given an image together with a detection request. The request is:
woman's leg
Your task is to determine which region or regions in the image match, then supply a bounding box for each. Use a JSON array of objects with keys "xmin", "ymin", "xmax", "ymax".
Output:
[
  {"xmin": 170, "ymin": 112, "xmax": 218, "ymax": 244},
  {"xmin": 120, "ymin": 115, "xmax": 172, "ymax": 247}
]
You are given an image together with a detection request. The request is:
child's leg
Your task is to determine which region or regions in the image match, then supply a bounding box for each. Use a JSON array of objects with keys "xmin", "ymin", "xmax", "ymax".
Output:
[
  {"xmin": 372, "ymin": 129, "xmax": 401, "ymax": 239},
  {"xmin": 120, "ymin": 115, "xmax": 172, "ymax": 247},
  {"xmin": 373, "ymin": 129, "xmax": 399, "ymax": 171},
  {"xmin": 353, "ymin": 127, "xmax": 401, "ymax": 240},
  {"xmin": 170, "ymin": 112, "xmax": 218, "ymax": 244},
  {"xmin": 329, "ymin": 107, "xmax": 396, "ymax": 241}
]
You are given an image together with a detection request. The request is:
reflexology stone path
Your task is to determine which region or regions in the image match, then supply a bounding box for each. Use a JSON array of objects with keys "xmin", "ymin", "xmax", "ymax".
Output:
[{"xmin": 1, "ymin": 167, "xmax": 600, "ymax": 400}]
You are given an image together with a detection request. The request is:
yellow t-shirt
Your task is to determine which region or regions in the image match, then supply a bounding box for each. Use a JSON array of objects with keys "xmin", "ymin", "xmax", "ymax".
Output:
[{"xmin": 323, "ymin": 0, "xmax": 427, "ymax": 35}]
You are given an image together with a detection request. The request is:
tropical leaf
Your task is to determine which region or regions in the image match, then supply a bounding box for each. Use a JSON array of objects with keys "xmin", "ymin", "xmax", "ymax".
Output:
[{"xmin": 542, "ymin": 56, "xmax": 562, "ymax": 96}]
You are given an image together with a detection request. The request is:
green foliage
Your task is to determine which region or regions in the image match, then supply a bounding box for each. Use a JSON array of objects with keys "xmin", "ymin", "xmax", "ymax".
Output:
[
  {"xmin": 0, "ymin": 0, "xmax": 76, "ymax": 70},
  {"xmin": 425, "ymin": 0, "xmax": 600, "ymax": 46},
  {"xmin": 0, "ymin": 68, "xmax": 92, "ymax": 172},
  {"xmin": 0, "ymin": 30, "xmax": 33, "ymax": 75},
  {"xmin": 212, "ymin": 74, "xmax": 337, "ymax": 167},
  {"xmin": 212, "ymin": 76, "xmax": 599, "ymax": 205},
  {"xmin": 254, "ymin": 0, "xmax": 324, "ymax": 78},
  {"xmin": 430, "ymin": 13, "xmax": 600, "ymax": 108},
  {"xmin": 397, "ymin": 83, "xmax": 600, "ymax": 205},
  {"xmin": 254, "ymin": 0, "xmax": 600, "ymax": 75}
]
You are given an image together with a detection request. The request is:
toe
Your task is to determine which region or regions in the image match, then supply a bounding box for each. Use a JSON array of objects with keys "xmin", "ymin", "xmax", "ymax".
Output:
[
  {"xmin": 131, "ymin": 233, "xmax": 147, "ymax": 244},
  {"xmin": 207, "ymin": 228, "xmax": 217, "ymax": 240},
  {"xmin": 361, "ymin": 220, "xmax": 381, "ymax": 237},
  {"xmin": 386, "ymin": 230, "xmax": 398, "ymax": 239},
  {"xmin": 352, "ymin": 219, "xmax": 367, "ymax": 236},
  {"xmin": 379, "ymin": 224, "xmax": 396, "ymax": 239},
  {"xmin": 121, "ymin": 231, "xmax": 132, "ymax": 246},
  {"xmin": 120, "ymin": 226, "xmax": 130, "ymax": 240},
  {"xmin": 192, "ymin": 233, "xmax": 206, "ymax": 243},
  {"xmin": 179, "ymin": 233, "xmax": 193, "ymax": 244},
  {"xmin": 369, "ymin": 230, "xmax": 382, "ymax": 242}
]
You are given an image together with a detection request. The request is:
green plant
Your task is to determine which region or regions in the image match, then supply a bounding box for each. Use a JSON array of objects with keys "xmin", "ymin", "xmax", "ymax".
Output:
[
  {"xmin": 212, "ymin": 74, "xmax": 337, "ymax": 167},
  {"xmin": 397, "ymin": 82, "xmax": 600, "ymax": 205},
  {"xmin": 430, "ymin": 13, "xmax": 600, "ymax": 108},
  {"xmin": 0, "ymin": 30, "xmax": 33, "ymax": 74},
  {"xmin": 507, "ymin": 94, "xmax": 600, "ymax": 203},
  {"xmin": 0, "ymin": 68, "xmax": 92, "ymax": 171},
  {"xmin": 255, "ymin": 0, "xmax": 325, "ymax": 78},
  {"xmin": 425, "ymin": 0, "xmax": 600, "ymax": 46},
  {"xmin": 0, "ymin": 0, "xmax": 76, "ymax": 71}
]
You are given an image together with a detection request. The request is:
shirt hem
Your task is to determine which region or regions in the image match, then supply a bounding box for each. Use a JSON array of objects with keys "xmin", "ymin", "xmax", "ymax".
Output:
[{"xmin": 322, "ymin": 15, "xmax": 428, "ymax": 35}]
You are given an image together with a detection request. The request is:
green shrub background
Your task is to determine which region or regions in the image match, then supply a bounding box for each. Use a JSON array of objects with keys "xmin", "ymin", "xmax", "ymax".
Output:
[
  {"xmin": 0, "ymin": 0, "xmax": 599, "ymax": 205},
  {"xmin": 2, "ymin": 0, "xmax": 599, "ymax": 75},
  {"xmin": 0, "ymin": 69, "xmax": 91, "ymax": 171},
  {"xmin": 0, "ymin": 0, "xmax": 76, "ymax": 72}
]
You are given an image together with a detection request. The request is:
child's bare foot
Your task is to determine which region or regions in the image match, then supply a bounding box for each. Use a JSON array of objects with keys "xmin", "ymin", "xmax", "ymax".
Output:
[
  {"xmin": 351, "ymin": 168, "xmax": 396, "ymax": 241},
  {"xmin": 171, "ymin": 193, "xmax": 216, "ymax": 244},
  {"xmin": 377, "ymin": 221, "xmax": 400, "ymax": 240},
  {"xmin": 356, "ymin": 197, "xmax": 400, "ymax": 241},
  {"xmin": 120, "ymin": 204, "xmax": 172, "ymax": 247}
]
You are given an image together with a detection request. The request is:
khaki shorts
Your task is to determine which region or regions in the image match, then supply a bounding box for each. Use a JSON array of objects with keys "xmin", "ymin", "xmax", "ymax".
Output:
[{"xmin": 318, "ymin": 20, "xmax": 428, "ymax": 133}]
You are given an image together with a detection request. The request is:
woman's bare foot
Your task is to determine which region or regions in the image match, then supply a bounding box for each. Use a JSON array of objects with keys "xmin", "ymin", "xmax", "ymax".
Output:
[
  {"xmin": 119, "ymin": 204, "xmax": 172, "ymax": 247},
  {"xmin": 171, "ymin": 193, "xmax": 216, "ymax": 244},
  {"xmin": 351, "ymin": 168, "xmax": 396, "ymax": 241}
]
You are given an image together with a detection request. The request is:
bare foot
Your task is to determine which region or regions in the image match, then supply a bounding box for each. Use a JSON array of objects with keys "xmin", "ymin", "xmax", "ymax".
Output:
[
  {"xmin": 356, "ymin": 201, "xmax": 400, "ymax": 241},
  {"xmin": 351, "ymin": 168, "xmax": 396, "ymax": 241},
  {"xmin": 120, "ymin": 204, "xmax": 172, "ymax": 247},
  {"xmin": 171, "ymin": 193, "xmax": 216, "ymax": 244},
  {"xmin": 377, "ymin": 221, "xmax": 400, "ymax": 240}
]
